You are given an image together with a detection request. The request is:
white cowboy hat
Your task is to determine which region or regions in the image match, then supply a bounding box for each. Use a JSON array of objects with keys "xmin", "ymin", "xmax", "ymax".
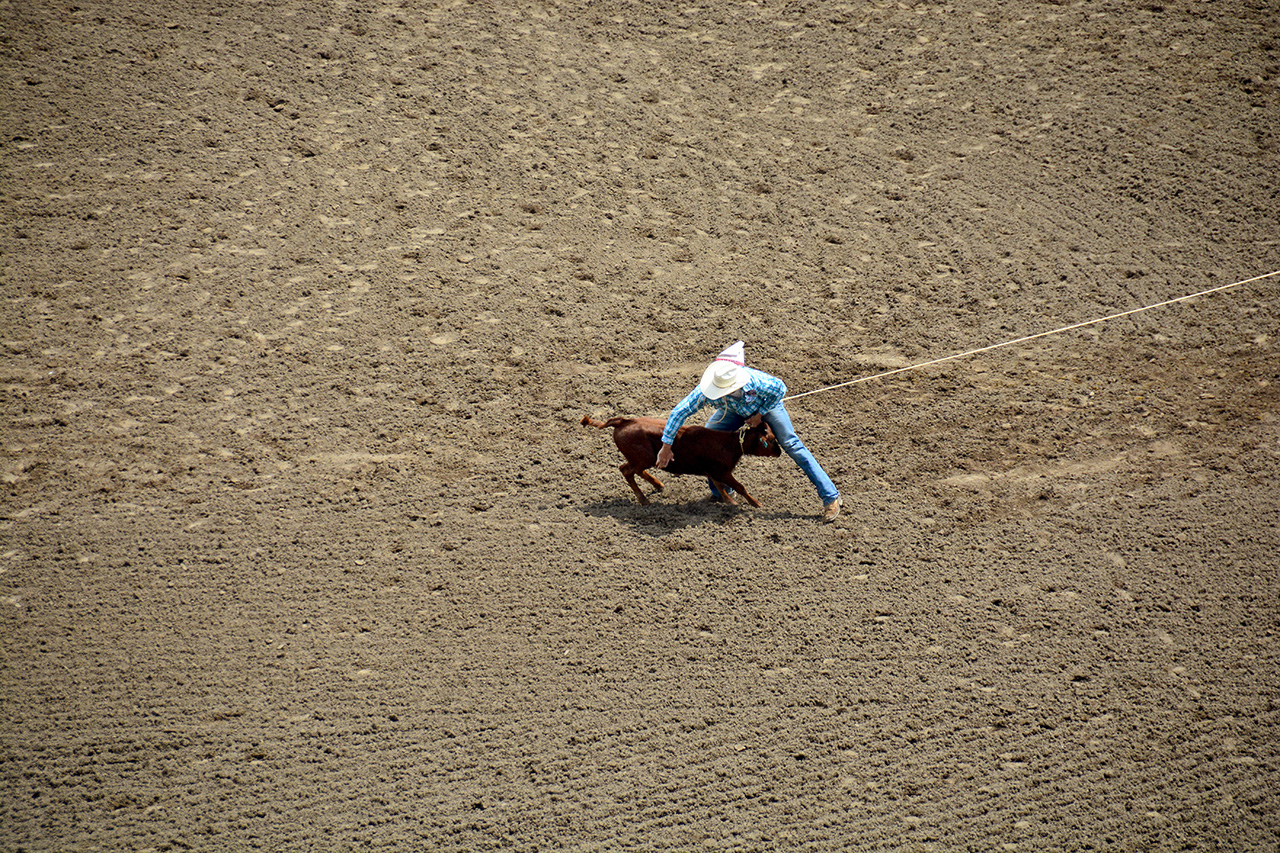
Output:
[{"xmin": 698, "ymin": 341, "xmax": 748, "ymax": 399}]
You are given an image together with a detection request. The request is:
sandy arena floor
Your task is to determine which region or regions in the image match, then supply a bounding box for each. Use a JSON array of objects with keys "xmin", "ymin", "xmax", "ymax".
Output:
[{"xmin": 2, "ymin": 0, "xmax": 1278, "ymax": 849}]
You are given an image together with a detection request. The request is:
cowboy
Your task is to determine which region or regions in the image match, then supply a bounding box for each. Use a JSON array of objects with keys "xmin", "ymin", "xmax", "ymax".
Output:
[{"xmin": 656, "ymin": 341, "xmax": 842, "ymax": 521}]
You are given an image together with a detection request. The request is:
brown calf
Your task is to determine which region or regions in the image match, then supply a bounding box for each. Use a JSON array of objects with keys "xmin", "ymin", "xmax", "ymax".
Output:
[{"xmin": 580, "ymin": 414, "xmax": 781, "ymax": 507}]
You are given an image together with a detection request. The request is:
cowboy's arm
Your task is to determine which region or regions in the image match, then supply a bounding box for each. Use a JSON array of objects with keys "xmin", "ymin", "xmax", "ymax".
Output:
[
  {"xmin": 656, "ymin": 444, "xmax": 675, "ymax": 469},
  {"xmin": 657, "ymin": 389, "xmax": 705, "ymax": 468}
]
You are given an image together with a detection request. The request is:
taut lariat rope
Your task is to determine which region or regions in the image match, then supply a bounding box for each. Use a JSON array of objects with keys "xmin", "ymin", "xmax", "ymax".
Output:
[{"xmin": 784, "ymin": 269, "xmax": 1280, "ymax": 402}]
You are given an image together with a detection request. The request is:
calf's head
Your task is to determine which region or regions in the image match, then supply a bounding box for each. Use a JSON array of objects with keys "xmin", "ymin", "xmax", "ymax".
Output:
[{"xmin": 742, "ymin": 423, "xmax": 783, "ymax": 458}]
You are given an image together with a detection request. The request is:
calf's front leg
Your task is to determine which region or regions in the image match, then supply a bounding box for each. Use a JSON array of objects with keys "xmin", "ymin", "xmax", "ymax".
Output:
[{"xmin": 717, "ymin": 473, "xmax": 762, "ymax": 508}]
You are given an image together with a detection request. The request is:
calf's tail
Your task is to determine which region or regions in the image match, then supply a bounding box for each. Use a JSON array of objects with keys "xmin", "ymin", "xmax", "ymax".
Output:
[{"xmin": 581, "ymin": 414, "xmax": 630, "ymax": 431}]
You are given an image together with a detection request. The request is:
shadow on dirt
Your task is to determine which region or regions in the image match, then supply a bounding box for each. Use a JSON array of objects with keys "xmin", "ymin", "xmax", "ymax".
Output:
[{"xmin": 580, "ymin": 496, "xmax": 804, "ymax": 534}]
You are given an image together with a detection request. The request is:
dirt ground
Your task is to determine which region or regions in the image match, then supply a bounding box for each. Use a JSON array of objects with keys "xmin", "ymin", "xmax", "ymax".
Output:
[{"xmin": 2, "ymin": 0, "xmax": 1278, "ymax": 850}]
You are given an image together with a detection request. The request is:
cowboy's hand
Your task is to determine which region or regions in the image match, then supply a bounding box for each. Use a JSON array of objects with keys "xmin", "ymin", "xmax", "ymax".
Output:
[
  {"xmin": 746, "ymin": 414, "xmax": 763, "ymax": 428},
  {"xmin": 656, "ymin": 444, "xmax": 674, "ymax": 469}
]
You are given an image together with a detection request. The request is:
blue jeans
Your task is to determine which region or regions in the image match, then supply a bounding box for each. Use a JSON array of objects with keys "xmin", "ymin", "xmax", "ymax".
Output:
[{"xmin": 706, "ymin": 403, "xmax": 839, "ymax": 505}]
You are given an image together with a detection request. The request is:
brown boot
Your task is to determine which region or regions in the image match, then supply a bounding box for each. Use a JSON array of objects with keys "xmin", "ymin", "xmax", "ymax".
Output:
[{"xmin": 821, "ymin": 498, "xmax": 842, "ymax": 522}]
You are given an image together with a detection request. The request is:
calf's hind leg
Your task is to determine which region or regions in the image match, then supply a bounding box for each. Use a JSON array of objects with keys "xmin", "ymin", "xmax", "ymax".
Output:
[{"xmin": 620, "ymin": 464, "xmax": 651, "ymax": 504}]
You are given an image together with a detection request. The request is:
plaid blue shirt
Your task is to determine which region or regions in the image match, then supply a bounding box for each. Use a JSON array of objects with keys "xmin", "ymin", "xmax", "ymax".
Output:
[{"xmin": 661, "ymin": 367, "xmax": 787, "ymax": 445}]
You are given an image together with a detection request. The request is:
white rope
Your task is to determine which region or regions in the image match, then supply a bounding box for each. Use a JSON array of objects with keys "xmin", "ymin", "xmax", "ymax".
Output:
[{"xmin": 785, "ymin": 268, "xmax": 1280, "ymax": 402}]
